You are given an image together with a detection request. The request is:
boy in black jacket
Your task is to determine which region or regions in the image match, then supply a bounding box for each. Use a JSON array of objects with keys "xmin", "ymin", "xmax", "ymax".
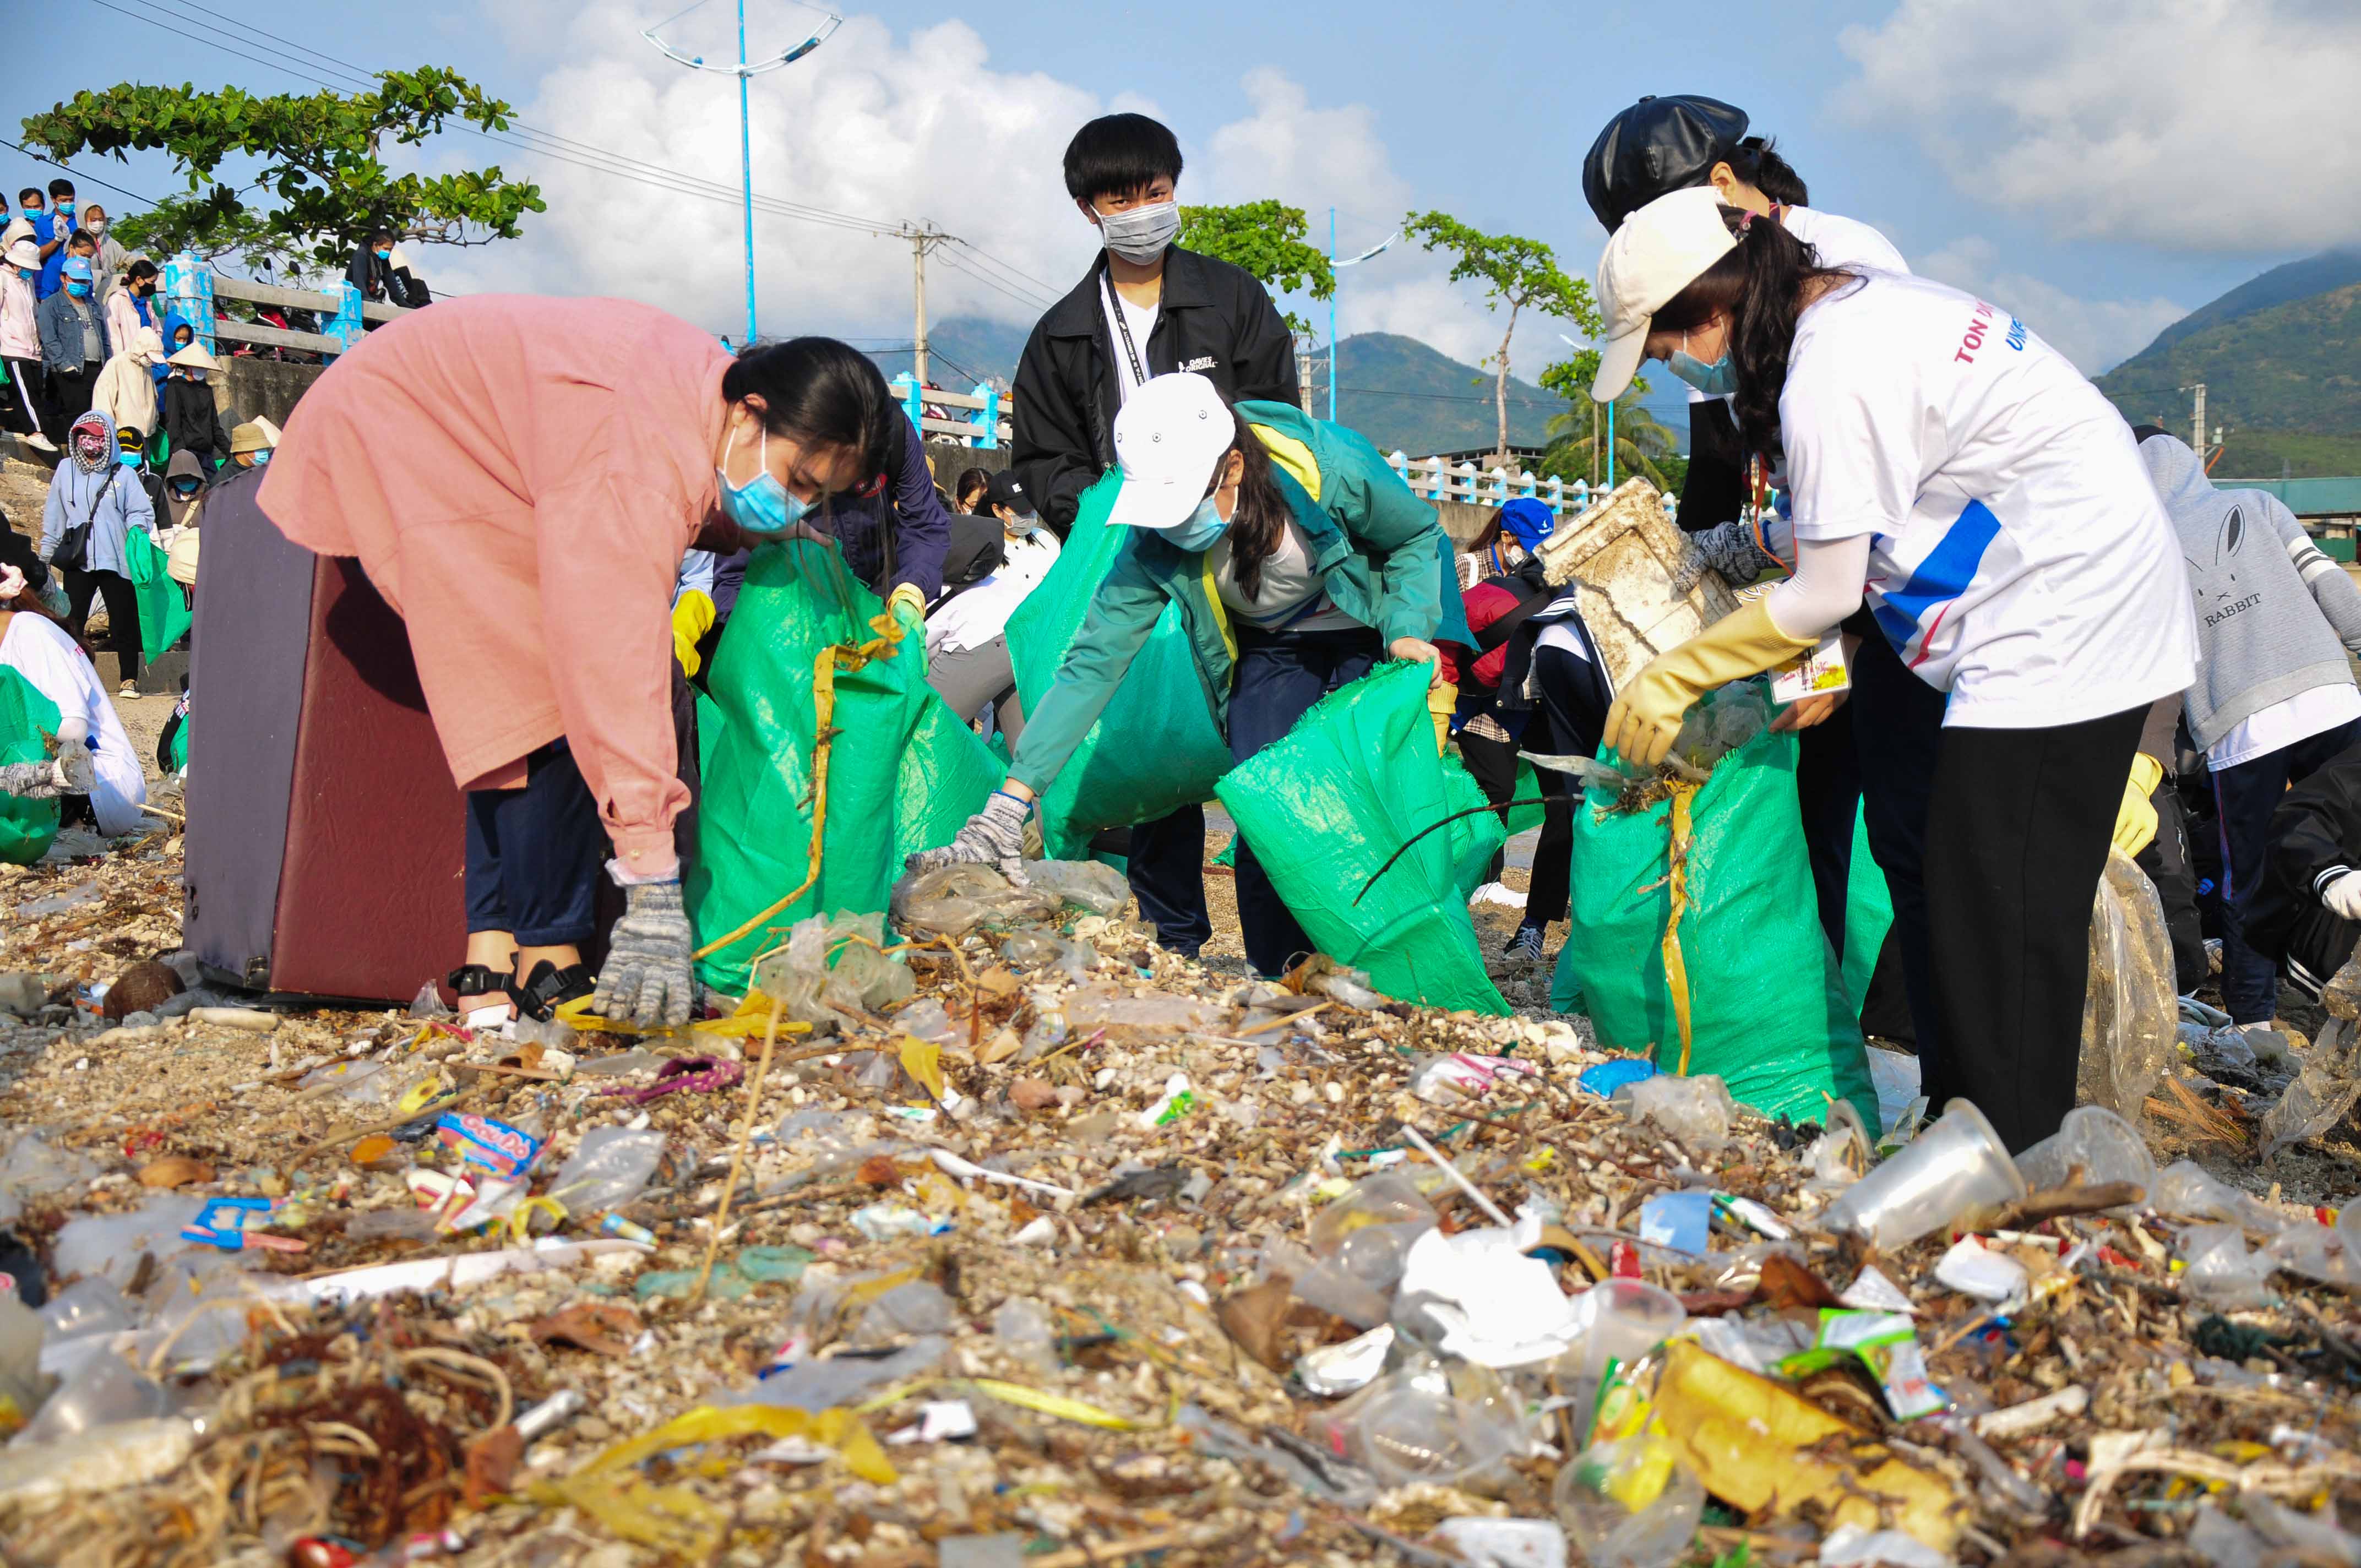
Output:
[
  {"xmin": 1009, "ymin": 112, "xmax": 1299, "ymax": 958},
  {"xmin": 2242, "ymin": 738, "xmax": 2361, "ymax": 1003}
]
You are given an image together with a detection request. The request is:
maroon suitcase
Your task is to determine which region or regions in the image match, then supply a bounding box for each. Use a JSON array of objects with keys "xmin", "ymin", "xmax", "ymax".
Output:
[{"xmin": 183, "ymin": 473, "xmax": 468, "ymax": 1004}]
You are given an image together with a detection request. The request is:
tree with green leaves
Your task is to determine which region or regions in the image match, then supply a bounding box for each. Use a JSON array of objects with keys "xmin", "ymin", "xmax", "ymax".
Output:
[
  {"xmin": 113, "ymin": 195, "xmax": 316, "ymax": 281},
  {"xmin": 1177, "ymin": 200, "xmax": 1334, "ymax": 334},
  {"xmin": 20, "ymin": 68, "xmax": 543, "ymax": 275},
  {"xmin": 1404, "ymin": 212, "xmax": 1598, "ymax": 464},
  {"xmin": 1538, "ymin": 382, "xmax": 1679, "ymax": 491}
]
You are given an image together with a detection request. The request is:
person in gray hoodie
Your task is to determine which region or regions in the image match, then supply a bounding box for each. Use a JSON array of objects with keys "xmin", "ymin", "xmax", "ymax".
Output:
[{"xmin": 2140, "ymin": 428, "xmax": 2361, "ymax": 1027}]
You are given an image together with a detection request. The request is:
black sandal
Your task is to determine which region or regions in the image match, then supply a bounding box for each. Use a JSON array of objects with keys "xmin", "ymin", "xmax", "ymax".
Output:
[
  {"xmin": 446, "ymin": 964, "xmax": 510, "ymax": 1001},
  {"xmin": 509, "ymin": 960, "xmax": 595, "ymax": 1022}
]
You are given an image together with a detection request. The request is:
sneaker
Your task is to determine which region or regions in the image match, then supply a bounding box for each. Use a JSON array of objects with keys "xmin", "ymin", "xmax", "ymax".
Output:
[
  {"xmin": 21, "ymin": 433, "xmax": 57, "ymax": 453},
  {"xmin": 1503, "ymin": 924, "xmax": 1546, "ymax": 963},
  {"xmin": 117, "ymin": 680, "xmax": 139, "ymax": 699}
]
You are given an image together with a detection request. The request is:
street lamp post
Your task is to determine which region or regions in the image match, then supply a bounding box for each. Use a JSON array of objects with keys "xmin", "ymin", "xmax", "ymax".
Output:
[{"xmin": 643, "ymin": 0, "xmax": 843, "ymax": 345}]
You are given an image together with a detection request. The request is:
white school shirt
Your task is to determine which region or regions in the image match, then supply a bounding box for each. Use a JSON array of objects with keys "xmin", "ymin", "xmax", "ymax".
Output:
[
  {"xmin": 1689, "ymin": 205, "xmax": 1910, "ymax": 407},
  {"xmin": 1207, "ymin": 516, "xmax": 1362, "ymax": 633},
  {"xmin": 1098, "ymin": 276, "xmax": 1160, "ymax": 406},
  {"xmin": 926, "ymin": 527, "xmax": 1064, "ymax": 656},
  {"xmin": 1780, "ymin": 269, "xmax": 2197, "ymax": 728},
  {"xmin": 2208, "ymin": 683, "xmax": 2361, "ymax": 771},
  {"xmin": 1, "ymin": 613, "xmax": 147, "ymax": 835}
]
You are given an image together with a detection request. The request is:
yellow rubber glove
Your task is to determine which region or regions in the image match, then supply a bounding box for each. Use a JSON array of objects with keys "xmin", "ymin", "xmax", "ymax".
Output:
[
  {"xmin": 1427, "ymin": 682, "xmax": 1459, "ymax": 756},
  {"xmin": 671, "ymin": 589, "xmax": 715, "ymax": 677},
  {"xmin": 2113, "ymin": 752, "xmax": 2164, "ymax": 857},
  {"xmin": 1601, "ymin": 597, "xmax": 1819, "ymax": 769}
]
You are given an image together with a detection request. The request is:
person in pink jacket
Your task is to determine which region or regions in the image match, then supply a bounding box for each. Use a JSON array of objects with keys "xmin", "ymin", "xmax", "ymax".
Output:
[
  {"xmin": 0, "ymin": 239, "xmax": 51, "ymax": 450},
  {"xmin": 258, "ymin": 296, "xmax": 900, "ymax": 1025}
]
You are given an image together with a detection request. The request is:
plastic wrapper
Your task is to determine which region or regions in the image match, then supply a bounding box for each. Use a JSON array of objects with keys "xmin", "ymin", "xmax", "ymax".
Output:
[
  {"xmin": 1308, "ymin": 1169, "xmax": 1439, "ymax": 1255},
  {"xmin": 17, "ymin": 1350, "xmax": 172, "ymax": 1446},
  {"xmin": 721, "ymin": 1334, "xmax": 949, "ymax": 1414},
  {"xmin": 50, "ymin": 1196, "xmax": 208, "ymax": 1286},
  {"xmin": 1004, "ymin": 470, "xmax": 1234, "ymax": 858},
  {"xmin": 890, "ymin": 864, "xmax": 1062, "ymax": 939},
  {"xmin": 2180, "ymin": 1223, "xmax": 2274, "ymax": 1310},
  {"xmin": 1217, "ymin": 660, "xmax": 1511, "ymax": 1014},
  {"xmin": 544, "ymin": 1126, "xmax": 666, "ymax": 1217},
  {"xmin": 1617, "ymin": 1074, "xmax": 1734, "ymax": 1151},
  {"xmin": 1022, "ymin": 858, "xmax": 1133, "ymax": 916},
  {"xmin": 689, "ymin": 537, "xmax": 999, "ymax": 993},
  {"xmin": 2077, "ymin": 848, "xmax": 2177, "ymax": 1124},
  {"xmin": 2259, "ymin": 1016, "xmax": 2361, "ymax": 1162}
]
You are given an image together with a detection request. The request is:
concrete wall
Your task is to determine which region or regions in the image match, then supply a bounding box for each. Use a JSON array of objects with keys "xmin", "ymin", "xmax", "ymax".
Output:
[{"xmin": 219, "ymin": 356, "xmax": 325, "ymax": 431}]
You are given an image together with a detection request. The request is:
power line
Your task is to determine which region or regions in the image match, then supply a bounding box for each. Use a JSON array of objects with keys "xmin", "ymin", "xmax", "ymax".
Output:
[{"xmin": 0, "ymin": 134, "xmax": 161, "ymax": 206}]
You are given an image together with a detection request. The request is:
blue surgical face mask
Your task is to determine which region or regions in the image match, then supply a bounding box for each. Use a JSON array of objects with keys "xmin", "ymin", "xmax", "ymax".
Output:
[
  {"xmin": 1668, "ymin": 328, "xmax": 1738, "ymax": 397},
  {"xmin": 64, "ymin": 281, "xmax": 90, "ymax": 299},
  {"xmin": 375, "ymin": 248, "xmax": 391, "ymax": 260},
  {"xmin": 251, "ymin": 448, "xmax": 270, "ymax": 467},
  {"xmin": 1152, "ymin": 493, "xmax": 1229, "ymax": 553},
  {"xmin": 181, "ymin": 367, "xmax": 208, "ymax": 384},
  {"xmin": 715, "ymin": 421, "xmax": 809, "ymax": 536}
]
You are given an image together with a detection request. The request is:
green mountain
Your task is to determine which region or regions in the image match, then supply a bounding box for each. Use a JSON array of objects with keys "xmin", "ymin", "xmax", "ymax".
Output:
[
  {"xmin": 890, "ymin": 319, "xmax": 1692, "ymax": 459},
  {"xmin": 2098, "ymin": 249, "xmax": 2361, "ymax": 477}
]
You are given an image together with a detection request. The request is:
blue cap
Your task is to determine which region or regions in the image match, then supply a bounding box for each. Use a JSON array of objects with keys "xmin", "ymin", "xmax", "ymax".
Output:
[
  {"xmin": 61, "ymin": 256, "xmax": 93, "ymax": 281},
  {"xmin": 1498, "ymin": 497, "xmax": 1555, "ymax": 551}
]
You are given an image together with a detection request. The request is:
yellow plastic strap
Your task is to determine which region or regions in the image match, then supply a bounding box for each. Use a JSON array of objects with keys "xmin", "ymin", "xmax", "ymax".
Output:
[
  {"xmin": 553, "ymin": 990, "xmax": 814, "ymax": 1042},
  {"xmin": 965, "ymin": 1378, "xmax": 1146, "ymax": 1430},
  {"xmin": 1661, "ymin": 782, "xmax": 1698, "ymax": 1077},
  {"xmin": 573, "ymin": 1401, "xmax": 897, "ymax": 1486}
]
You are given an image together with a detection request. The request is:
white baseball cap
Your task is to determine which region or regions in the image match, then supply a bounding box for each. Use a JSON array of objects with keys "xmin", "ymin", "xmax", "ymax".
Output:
[
  {"xmin": 1591, "ymin": 185, "xmax": 1739, "ymax": 401},
  {"xmin": 1106, "ymin": 372, "xmax": 1238, "ymax": 530}
]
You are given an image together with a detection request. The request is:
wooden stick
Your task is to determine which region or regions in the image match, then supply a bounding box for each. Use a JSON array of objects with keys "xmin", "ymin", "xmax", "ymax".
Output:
[
  {"xmin": 691, "ymin": 998, "xmax": 782, "ymax": 1303},
  {"xmin": 1237, "ymin": 999, "xmax": 1330, "ymax": 1036},
  {"xmin": 139, "ymin": 801, "xmax": 187, "ymax": 824}
]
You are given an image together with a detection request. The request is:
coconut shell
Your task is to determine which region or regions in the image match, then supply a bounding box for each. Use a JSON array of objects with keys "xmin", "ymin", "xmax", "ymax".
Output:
[{"xmin": 104, "ymin": 960, "xmax": 184, "ymax": 1022}]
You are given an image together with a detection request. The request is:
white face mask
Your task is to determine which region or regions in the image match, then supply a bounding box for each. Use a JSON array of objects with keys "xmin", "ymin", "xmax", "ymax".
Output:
[{"xmin": 1097, "ymin": 199, "xmax": 1179, "ymax": 265}]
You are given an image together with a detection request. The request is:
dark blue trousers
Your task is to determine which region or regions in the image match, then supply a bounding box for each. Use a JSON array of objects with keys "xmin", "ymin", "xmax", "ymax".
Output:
[
  {"xmin": 2212, "ymin": 714, "xmax": 2361, "ymax": 1022},
  {"xmin": 1127, "ymin": 803, "xmax": 1211, "ymax": 957},
  {"xmin": 1228, "ymin": 625, "xmax": 1384, "ymax": 977},
  {"xmin": 463, "ymin": 738, "xmax": 605, "ymax": 948}
]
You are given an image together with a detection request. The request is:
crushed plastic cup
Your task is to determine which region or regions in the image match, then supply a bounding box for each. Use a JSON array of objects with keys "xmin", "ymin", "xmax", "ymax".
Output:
[
  {"xmin": 2180, "ymin": 1223, "xmax": 2273, "ymax": 1310},
  {"xmin": 17, "ymin": 1349, "xmax": 172, "ymax": 1445},
  {"xmin": 1567, "ymin": 1278, "xmax": 1685, "ymax": 1438},
  {"xmin": 2014, "ymin": 1104, "xmax": 2156, "ymax": 1195},
  {"xmin": 1309, "ymin": 1169, "xmax": 1439, "ymax": 1256},
  {"xmin": 1553, "ymin": 1434, "xmax": 1705, "ymax": 1568},
  {"xmin": 543, "ymin": 1126, "xmax": 666, "ymax": 1217},
  {"xmin": 1821, "ymin": 1098, "xmax": 2026, "ymax": 1250},
  {"xmin": 1616, "ymin": 1074, "xmax": 1734, "ymax": 1150},
  {"xmin": 1349, "ymin": 1380, "xmax": 1524, "ymax": 1488}
]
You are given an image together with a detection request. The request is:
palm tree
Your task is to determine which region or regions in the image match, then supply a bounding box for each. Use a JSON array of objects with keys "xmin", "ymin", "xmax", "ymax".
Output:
[{"xmin": 1541, "ymin": 391, "xmax": 1678, "ymax": 490}]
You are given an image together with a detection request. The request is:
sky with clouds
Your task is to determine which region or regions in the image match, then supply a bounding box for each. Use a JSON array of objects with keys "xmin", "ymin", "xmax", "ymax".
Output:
[{"xmin": 8, "ymin": 0, "xmax": 2351, "ymax": 382}]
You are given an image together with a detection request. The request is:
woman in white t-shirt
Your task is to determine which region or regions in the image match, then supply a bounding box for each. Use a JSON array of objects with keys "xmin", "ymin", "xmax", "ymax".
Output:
[
  {"xmin": 0, "ymin": 564, "xmax": 146, "ymax": 835},
  {"xmin": 925, "ymin": 469, "xmax": 1063, "ymax": 744},
  {"xmin": 1587, "ymin": 187, "xmax": 2197, "ymax": 1153}
]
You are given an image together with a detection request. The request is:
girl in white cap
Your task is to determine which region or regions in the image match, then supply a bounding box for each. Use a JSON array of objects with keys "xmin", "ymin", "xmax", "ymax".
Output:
[
  {"xmin": 911, "ymin": 371, "xmax": 1467, "ymax": 977},
  {"xmin": 1588, "ymin": 186, "xmax": 2196, "ymax": 1153}
]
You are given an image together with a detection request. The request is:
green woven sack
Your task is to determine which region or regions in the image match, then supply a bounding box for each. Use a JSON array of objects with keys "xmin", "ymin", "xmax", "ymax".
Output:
[
  {"xmin": 1550, "ymin": 727, "xmax": 1877, "ymax": 1126},
  {"xmin": 687, "ymin": 541, "xmax": 996, "ymax": 994},
  {"xmin": 0, "ymin": 668, "xmax": 63, "ymax": 865},
  {"xmin": 1841, "ymin": 809, "xmax": 1895, "ymax": 1015},
  {"xmin": 123, "ymin": 529, "xmax": 190, "ymax": 663},
  {"xmin": 1005, "ymin": 471, "xmax": 1230, "ymax": 858},
  {"xmin": 1218, "ymin": 660, "xmax": 1509, "ymax": 1013}
]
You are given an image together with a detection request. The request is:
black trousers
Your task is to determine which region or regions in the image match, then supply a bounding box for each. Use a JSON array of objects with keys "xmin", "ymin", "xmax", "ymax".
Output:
[
  {"xmin": 39, "ymin": 361, "xmax": 99, "ymax": 445},
  {"xmin": 1924, "ymin": 703, "xmax": 2148, "ymax": 1152},
  {"xmin": 2135, "ymin": 780, "xmax": 2208, "ymax": 995},
  {"xmin": 0, "ymin": 357, "xmax": 41, "ymax": 437},
  {"xmin": 1852, "ymin": 629, "xmax": 1952, "ymax": 1078},
  {"xmin": 63, "ymin": 566, "xmax": 141, "ymax": 683},
  {"xmin": 1456, "ymin": 726, "xmax": 1574, "ymax": 928}
]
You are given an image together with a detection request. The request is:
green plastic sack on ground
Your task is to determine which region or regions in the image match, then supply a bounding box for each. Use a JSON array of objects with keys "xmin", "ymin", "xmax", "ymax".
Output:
[
  {"xmin": 1218, "ymin": 660, "xmax": 1509, "ymax": 1013},
  {"xmin": 1550, "ymin": 728, "xmax": 1876, "ymax": 1126},
  {"xmin": 688, "ymin": 541, "xmax": 995, "ymax": 994},
  {"xmin": 1005, "ymin": 471, "xmax": 1230, "ymax": 858},
  {"xmin": 0, "ymin": 668, "xmax": 62, "ymax": 865},
  {"xmin": 1841, "ymin": 810, "xmax": 1894, "ymax": 1014},
  {"xmin": 123, "ymin": 529, "xmax": 190, "ymax": 663}
]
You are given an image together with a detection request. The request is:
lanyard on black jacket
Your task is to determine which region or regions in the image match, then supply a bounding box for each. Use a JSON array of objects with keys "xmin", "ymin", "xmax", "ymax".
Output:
[{"xmin": 1100, "ymin": 273, "xmax": 1151, "ymax": 388}]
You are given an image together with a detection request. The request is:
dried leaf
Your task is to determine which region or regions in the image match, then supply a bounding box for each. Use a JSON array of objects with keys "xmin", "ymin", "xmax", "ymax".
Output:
[
  {"xmin": 899, "ymin": 1036, "xmax": 946, "ymax": 1102},
  {"xmin": 530, "ymin": 1302, "xmax": 640, "ymax": 1358},
  {"xmin": 136, "ymin": 1156, "xmax": 214, "ymax": 1188},
  {"xmin": 1756, "ymin": 1251, "xmax": 1841, "ymax": 1310},
  {"xmin": 1216, "ymin": 1276, "xmax": 1294, "ymax": 1371},
  {"xmin": 978, "ymin": 1028, "xmax": 1023, "ymax": 1065}
]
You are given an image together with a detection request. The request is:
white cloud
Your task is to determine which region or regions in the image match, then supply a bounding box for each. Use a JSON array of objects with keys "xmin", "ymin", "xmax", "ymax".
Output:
[
  {"xmin": 1839, "ymin": 0, "xmax": 2361, "ymax": 252},
  {"xmin": 420, "ymin": 19, "xmax": 1554, "ymax": 380},
  {"xmin": 1915, "ymin": 236, "xmax": 2186, "ymax": 374}
]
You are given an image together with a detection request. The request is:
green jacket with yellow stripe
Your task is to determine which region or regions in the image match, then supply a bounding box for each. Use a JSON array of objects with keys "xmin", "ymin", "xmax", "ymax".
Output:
[{"xmin": 1008, "ymin": 399, "xmax": 1471, "ymax": 795}]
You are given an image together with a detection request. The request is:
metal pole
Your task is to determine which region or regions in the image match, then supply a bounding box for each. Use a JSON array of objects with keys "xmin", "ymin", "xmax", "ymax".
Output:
[
  {"xmin": 736, "ymin": 0, "xmax": 755, "ymax": 344},
  {"xmin": 1328, "ymin": 206, "xmax": 1337, "ymax": 423},
  {"xmin": 1606, "ymin": 395, "xmax": 1617, "ymax": 491},
  {"xmin": 912, "ymin": 231, "xmax": 929, "ymax": 389}
]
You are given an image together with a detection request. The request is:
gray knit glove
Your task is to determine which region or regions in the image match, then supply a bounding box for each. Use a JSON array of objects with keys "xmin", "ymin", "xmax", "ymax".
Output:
[
  {"xmin": 904, "ymin": 790, "xmax": 1032, "ymax": 885},
  {"xmin": 1671, "ymin": 519, "xmax": 1778, "ymax": 595},
  {"xmin": 53, "ymin": 721, "xmax": 93, "ymax": 795},
  {"xmin": 0, "ymin": 761, "xmax": 60, "ymax": 799},
  {"xmin": 591, "ymin": 879, "xmax": 695, "ymax": 1027}
]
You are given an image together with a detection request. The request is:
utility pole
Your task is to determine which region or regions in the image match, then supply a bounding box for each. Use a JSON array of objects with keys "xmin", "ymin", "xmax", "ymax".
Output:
[
  {"xmin": 899, "ymin": 225, "xmax": 949, "ymax": 388},
  {"xmin": 643, "ymin": 1, "xmax": 842, "ymax": 345},
  {"xmin": 1295, "ymin": 330, "xmax": 1316, "ymax": 413},
  {"xmin": 2185, "ymin": 382, "xmax": 2208, "ymax": 468}
]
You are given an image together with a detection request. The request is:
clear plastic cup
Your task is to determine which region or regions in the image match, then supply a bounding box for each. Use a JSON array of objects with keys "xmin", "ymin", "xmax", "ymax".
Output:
[
  {"xmin": 1351, "ymin": 1382, "xmax": 1524, "ymax": 1488},
  {"xmin": 1554, "ymin": 1434, "xmax": 1705, "ymax": 1568},
  {"xmin": 1823, "ymin": 1098, "xmax": 2027, "ymax": 1250},
  {"xmin": 1568, "ymin": 1279, "xmax": 1686, "ymax": 1440},
  {"xmin": 2014, "ymin": 1105, "xmax": 2156, "ymax": 1195}
]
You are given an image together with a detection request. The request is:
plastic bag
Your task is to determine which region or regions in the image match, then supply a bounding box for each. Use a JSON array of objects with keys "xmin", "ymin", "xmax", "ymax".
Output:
[
  {"xmin": 1551, "ymin": 724, "xmax": 1877, "ymax": 1126},
  {"xmin": 689, "ymin": 539, "xmax": 998, "ymax": 993},
  {"xmin": 2079, "ymin": 849, "xmax": 2177, "ymax": 1125},
  {"xmin": 544, "ymin": 1127, "xmax": 666, "ymax": 1216},
  {"xmin": 122, "ymin": 529, "xmax": 190, "ymax": 664},
  {"xmin": 2259, "ymin": 1015, "xmax": 2361, "ymax": 1162},
  {"xmin": 1217, "ymin": 660, "xmax": 1509, "ymax": 1013},
  {"xmin": 0, "ymin": 669, "xmax": 63, "ymax": 866},
  {"xmin": 1004, "ymin": 471, "xmax": 1231, "ymax": 858}
]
